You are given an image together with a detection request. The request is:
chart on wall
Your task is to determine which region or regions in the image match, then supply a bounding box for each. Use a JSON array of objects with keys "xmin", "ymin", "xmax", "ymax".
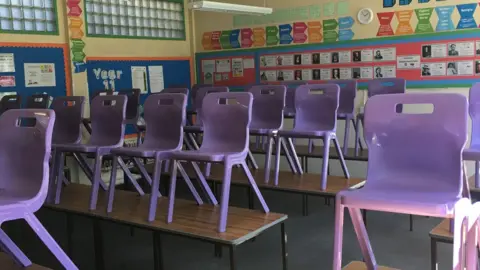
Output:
[
  {"xmin": 199, "ymin": 55, "xmax": 256, "ymax": 87},
  {"xmin": 258, "ymin": 37, "xmax": 480, "ymax": 83}
]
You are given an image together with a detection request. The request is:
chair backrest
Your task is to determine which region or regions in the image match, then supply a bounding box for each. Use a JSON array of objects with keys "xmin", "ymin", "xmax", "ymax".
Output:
[
  {"xmin": 161, "ymin": 88, "xmax": 189, "ymax": 95},
  {"xmin": 329, "ymin": 79, "xmax": 357, "ymax": 115},
  {"xmin": 364, "ymin": 93, "xmax": 467, "ymax": 195},
  {"xmin": 282, "ymin": 81, "xmax": 308, "ymax": 116},
  {"xmin": 116, "ymin": 89, "xmax": 140, "ymax": 123},
  {"xmin": 195, "ymin": 86, "xmax": 229, "ymax": 126},
  {"xmin": 294, "ymin": 84, "xmax": 340, "ymax": 132},
  {"xmin": 89, "ymin": 95, "xmax": 127, "ymax": 146},
  {"xmin": 248, "ymin": 85, "xmax": 286, "ymax": 130},
  {"xmin": 142, "ymin": 93, "xmax": 187, "ymax": 150},
  {"xmin": 469, "ymin": 83, "xmax": 480, "ymax": 147},
  {"xmin": 367, "ymin": 78, "xmax": 406, "ymax": 97},
  {"xmin": 0, "ymin": 94, "xmax": 22, "ymax": 115},
  {"xmin": 0, "ymin": 109, "xmax": 55, "ymax": 211},
  {"xmin": 51, "ymin": 96, "xmax": 85, "ymax": 144},
  {"xmin": 191, "ymin": 84, "xmax": 213, "ymax": 110},
  {"xmin": 26, "ymin": 93, "xmax": 50, "ymax": 109},
  {"xmin": 200, "ymin": 92, "xmax": 252, "ymax": 154},
  {"xmin": 91, "ymin": 89, "xmax": 114, "ymax": 100}
]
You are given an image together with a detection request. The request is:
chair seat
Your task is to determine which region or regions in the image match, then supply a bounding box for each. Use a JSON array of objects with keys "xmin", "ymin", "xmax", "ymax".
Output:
[
  {"xmin": 184, "ymin": 125, "xmax": 203, "ymax": 133},
  {"xmin": 278, "ymin": 129, "xmax": 335, "ymax": 139},
  {"xmin": 463, "ymin": 148, "xmax": 480, "ymax": 160},
  {"xmin": 111, "ymin": 146, "xmax": 177, "ymax": 158},
  {"xmin": 53, "ymin": 143, "xmax": 119, "ymax": 154},
  {"xmin": 338, "ymin": 187, "xmax": 461, "ymax": 217},
  {"xmin": 170, "ymin": 150, "xmax": 245, "ymax": 163}
]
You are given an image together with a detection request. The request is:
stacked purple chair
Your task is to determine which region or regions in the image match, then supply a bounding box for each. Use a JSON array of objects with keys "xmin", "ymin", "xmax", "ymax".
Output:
[
  {"xmin": 333, "ymin": 93, "xmax": 471, "ymax": 270},
  {"xmin": 463, "ymin": 83, "xmax": 480, "ymax": 188},
  {"xmin": 52, "ymin": 95, "xmax": 127, "ymax": 210},
  {"xmin": 0, "ymin": 94, "xmax": 21, "ymax": 116},
  {"xmin": 282, "ymin": 81, "xmax": 308, "ymax": 118},
  {"xmin": 0, "ymin": 109, "xmax": 78, "ymax": 269},
  {"xmin": 248, "ymin": 85, "xmax": 290, "ymax": 183},
  {"xmin": 330, "ymin": 79, "xmax": 364, "ymax": 155},
  {"xmin": 274, "ymin": 84, "xmax": 350, "ymax": 190},
  {"xmin": 467, "ymin": 202, "xmax": 480, "ymax": 269},
  {"xmin": 49, "ymin": 96, "xmax": 85, "ymax": 202},
  {"xmin": 354, "ymin": 78, "xmax": 406, "ymax": 156},
  {"xmin": 188, "ymin": 84, "xmax": 213, "ymax": 124},
  {"xmin": 117, "ymin": 89, "xmax": 141, "ymax": 145},
  {"xmin": 26, "ymin": 93, "xmax": 50, "ymax": 109},
  {"xmin": 168, "ymin": 92, "xmax": 269, "ymax": 233}
]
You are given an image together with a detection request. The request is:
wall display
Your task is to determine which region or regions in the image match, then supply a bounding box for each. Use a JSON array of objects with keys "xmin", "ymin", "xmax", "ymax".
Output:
[
  {"xmin": 232, "ymin": 58, "xmax": 244, "ymax": 77},
  {"xmin": 339, "ymin": 51, "xmax": 352, "ymax": 63},
  {"xmin": 281, "ymin": 55, "xmax": 295, "ymax": 66},
  {"xmin": 422, "ymin": 44, "xmax": 447, "ymax": 58},
  {"xmin": 397, "ymin": 55, "xmax": 421, "ymax": 69},
  {"xmin": 323, "ymin": 19, "xmax": 339, "ymax": 42},
  {"xmin": 253, "ymin": 28, "xmax": 266, "ymax": 47},
  {"xmin": 435, "ymin": 6, "xmax": 455, "ymax": 32},
  {"xmin": 25, "ymin": 63, "xmax": 56, "ymax": 87},
  {"xmin": 456, "ymin": 3, "xmax": 477, "ymax": 29},
  {"xmin": 293, "ymin": 22, "xmax": 308, "ymax": 44},
  {"xmin": 0, "ymin": 54, "xmax": 15, "ymax": 73},
  {"xmin": 415, "ymin": 8, "xmax": 434, "ymax": 33},
  {"xmin": 320, "ymin": 52, "xmax": 331, "ymax": 64},
  {"xmin": 308, "ymin": 22, "xmax": 323, "ymax": 43},
  {"xmin": 67, "ymin": 0, "xmax": 87, "ymax": 73},
  {"xmin": 302, "ymin": 54, "xmax": 312, "ymax": 65},
  {"xmin": 332, "ymin": 68, "xmax": 341, "ymax": 79},
  {"xmin": 352, "ymin": 67, "xmax": 373, "ymax": 79},
  {"xmin": 216, "ymin": 59, "xmax": 231, "ymax": 72},
  {"xmin": 477, "ymin": 41, "xmax": 480, "ymax": 55},
  {"xmin": 447, "ymin": 42, "xmax": 474, "ymax": 57},
  {"xmin": 266, "ymin": 26, "xmax": 280, "ymax": 46},
  {"xmin": 302, "ymin": 69, "xmax": 312, "ymax": 80},
  {"xmin": 447, "ymin": 61, "xmax": 474, "ymax": 76},
  {"xmin": 202, "ymin": 60, "xmax": 215, "ymax": 84},
  {"xmin": 312, "ymin": 69, "xmax": 321, "ymax": 80},
  {"xmin": 352, "ymin": 49, "xmax": 373, "ymax": 62},
  {"xmin": 260, "ymin": 55, "xmax": 276, "ymax": 67},
  {"xmin": 131, "ymin": 66, "xmax": 148, "ymax": 93},
  {"xmin": 395, "ymin": 10, "xmax": 414, "ymax": 35},
  {"xmin": 148, "ymin": 66, "xmax": 164, "ymax": 93},
  {"xmin": 241, "ymin": 28, "xmax": 253, "ymax": 48},
  {"xmin": 377, "ymin": 12, "xmax": 395, "ymax": 36},
  {"xmin": 373, "ymin": 48, "xmax": 396, "ymax": 61},
  {"xmin": 331, "ymin": 52, "xmax": 340, "ymax": 64},
  {"xmin": 281, "ymin": 70, "xmax": 295, "ymax": 81},
  {"xmin": 0, "ymin": 76, "xmax": 15, "ymax": 87},
  {"xmin": 320, "ymin": 69, "xmax": 331, "ymax": 80},
  {"xmin": 340, "ymin": 68, "xmax": 352, "ymax": 79},
  {"xmin": 279, "ymin": 24, "xmax": 293, "ymax": 45},
  {"xmin": 374, "ymin": 66, "xmax": 396, "ymax": 78},
  {"xmin": 294, "ymin": 70, "xmax": 303, "ymax": 80},
  {"xmin": 260, "ymin": 71, "xmax": 276, "ymax": 82},
  {"xmin": 294, "ymin": 55, "xmax": 302, "ymax": 65},
  {"xmin": 421, "ymin": 63, "xmax": 446, "ymax": 76},
  {"xmin": 476, "ymin": 61, "xmax": 480, "ymax": 75}
]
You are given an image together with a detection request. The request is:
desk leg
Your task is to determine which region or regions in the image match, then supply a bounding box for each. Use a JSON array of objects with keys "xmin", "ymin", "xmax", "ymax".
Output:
[
  {"xmin": 92, "ymin": 219, "xmax": 105, "ymax": 270},
  {"xmin": 409, "ymin": 215, "xmax": 414, "ymax": 231},
  {"xmin": 302, "ymin": 195, "xmax": 309, "ymax": 216},
  {"xmin": 66, "ymin": 214, "xmax": 74, "ymax": 257},
  {"xmin": 214, "ymin": 244, "xmax": 222, "ymax": 258},
  {"xmin": 281, "ymin": 223, "xmax": 288, "ymax": 270},
  {"xmin": 229, "ymin": 245, "xmax": 237, "ymax": 270},
  {"xmin": 430, "ymin": 238, "xmax": 438, "ymax": 270},
  {"xmin": 153, "ymin": 232, "xmax": 164, "ymax": 270}
]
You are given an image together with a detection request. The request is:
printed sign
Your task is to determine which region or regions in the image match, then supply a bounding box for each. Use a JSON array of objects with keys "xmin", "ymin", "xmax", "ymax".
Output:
[
  {"xmin": 397, "ymin": 55, "xmax": 420, "ymax": 69},
  {"xmin": 24, "ymin": 63, "xmax": 56, "ymax": 87},
  {"xmin": 0, "ymin": 54, "xmax": 15, "ymax": 73}
]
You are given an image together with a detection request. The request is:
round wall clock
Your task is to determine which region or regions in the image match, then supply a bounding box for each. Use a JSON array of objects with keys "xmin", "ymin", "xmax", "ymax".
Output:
[{"xmin": 358, "ymin": 8, "xmax": 374, "ymax": 25}]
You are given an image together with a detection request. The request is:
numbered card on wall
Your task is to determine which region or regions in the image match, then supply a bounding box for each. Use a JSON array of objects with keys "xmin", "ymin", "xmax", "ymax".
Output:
[{"xmin": 373, "ymin": 48, "xmax": 396, "ymax": 61}]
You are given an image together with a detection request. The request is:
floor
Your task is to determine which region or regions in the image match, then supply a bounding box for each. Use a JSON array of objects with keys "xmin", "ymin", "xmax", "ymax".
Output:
[{"xmin": 3, "ymin": 182, "xmax": 451, "ymax": 270}]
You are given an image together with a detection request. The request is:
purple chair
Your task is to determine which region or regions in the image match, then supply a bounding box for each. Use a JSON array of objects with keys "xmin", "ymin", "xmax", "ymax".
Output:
[
  {"xmin": 0, "ymin": 94, "xmax": 21, "ymax": 116},
  {"xmin": 190, "ymin": 83, "xmax": 213, "ymax": 111},
  {"xmin": 466, "ymin": 202, "xmax": 480, "ymax": 270},
  {"xmin": 282, "ymin": 81, "xmax": 308, "ymax": 118},
  {"xmin": 49, "ymin": 96, "xmax": 85, "ymax": 201},
  {"xmin": 0, "ymin": 109, "xmax": 78, "ymax": 269},
  {"xmin": 53, "ymin": 95, "xmax": 127, "ymax": 210},
  {"xmin": 463, "ymin": 83, "xmax": 480, "ymax": 188},
  {"xmin": 275, "ymin": 84, "xmax": 350, "ymax": 190},
  {"xmin": 26, "ymin": 93, "xmax": 50, "ymax": 109},
  {"xmin": 160, "ymin": 88, "xmax": 189, "ymax": 95},
  {"xmin": 169, "ymin": 92, "xmax": 269, "ymax": 233},
  {"xmin": 248, "ymin": 85, "xmax": 290, "ymax": 183},
  {"xmin": 333, "ymin": 93, "xmax": 471, "ymax": 270},
  {"xmin": 354, "ymin": 78, "xmax": 406, "ymax": 156}
]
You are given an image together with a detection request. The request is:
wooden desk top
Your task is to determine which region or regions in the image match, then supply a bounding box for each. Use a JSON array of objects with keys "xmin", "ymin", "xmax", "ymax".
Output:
[
  {"xmin": 45, "ymin": 184, "xmax": 287, "ymax": 246},
  {"xmin": 249, "ymin": 143, "xmax": 369, "ymax": 161},
  {"xmin": 343, "ymin": 261, "xmax": 398, "ymax": 270},
  {"xmin": 0, "ymin": 253, "xmax": 50, "ymax": 270},
  {"xmin": 429, "ymin": 219, "xmax": 452, "ymax": 242}
]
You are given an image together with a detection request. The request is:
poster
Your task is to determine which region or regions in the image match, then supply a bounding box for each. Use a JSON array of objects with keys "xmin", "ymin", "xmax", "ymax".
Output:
[
  {"xmin": 397, "ymin": 55, "xmax": 421, "ymax": 69},
  {"xmin": 331, "ymin": 52, "xmax": 340, "ymax": 64},
  {"xmin": 320, "ymin": 69, "xmax": 331, "ymax": 80},
  {"xmin": 0, "ymin": 54, "xmax": 15, "ymax": 73},
  {"xmin": 339, "ymin": 68, "xmax": 352, "ymax": 79},
  {"xmin": 279, "ymin": 55, "xmax": 294, "ymax": 66},
  {"xmin": 320, "ymin": 52, "xmax": 331, "ymax": 64},
  {"xmin": 131, "ymin": 66, "xmax": 148, "ymax": 93},
  {"xmin": 477, "ymin": 41, "xmax": 480, "ymax": 56},
  {"xmin": 277, "ymin": 70, "xmax": 294, "ymax": 81},
  {"xmin": 339, "ymin": 51, "xmax": 351, "ymax": 63},
  {"xmin": 243, "ymin": 58, "xmax": 255, "ymax": 69},
  {"xmin": 447, "ymin": 42, "xmax": 474, "ymax": 57},
  {"xmin": 422, "ymin": 44, "xmax": 447, "ymax": 58},
  {"xmin": 215, "ymin": 73, "xmax": 222, "ymax": 82},
  {"xmin": 312, "ymin": 69, "xmax": 321, "ymax": 80},
  {"xmin": 0, "ymin": 76, "xmax": 15, "ymax": 87},
  {"xmin": 215, "ymin": 59, "xmax": 231, "ymax": 72},
  {"xmin": 260, "ymin": 56, "xmax": 277, "ymax": 67},
  {"xmin": 260, "ymin": 70, "xmax": 277, "ymax": 82},
  {"xmin": 232, "ymin": 58, "xmax": 244, "ymax": 77},
  {"xmin": 202, "ymin": 60, "xmax": 215, "ymax": 84},
  {"xmin": 352, "ymin": 49, "xmax": 373, "ymax": 62},
  {"xmin": 446, "ymin": 61, "xmax": 474, "ymax": 76},
  {"xmin": 476, "ymin": 60, "xmax": 480, "ymax": 75},
  {"xmin": 352, "ymin": 67, "xmax": 373, "ymax": 79},
  {"xmin": 332, "ymin": 68, "xmax": 341, "ymax": 79},
  {"xmin": 293, "ymin": 54, "xmax": 302, "ymax": 65},
  {"xmin": 148, "ymin": 66, "xmax": 164, "ymax": 93},
  {"xmin": 302, "ymin": 54, "xmax": 312, "ymax": 65},
  {"xmin": 421, "ymin": 63, "xmax": 446, "ymax": 77},
  {"xmin": 24, "ymin": 63, "xmax": 56, "ymax": 87},
  {"xmin": 312, "ymin": 53, "xmax": 320, "ymax": 64},
  {"xmin": 374, "ymin": 66, "xmax": 396, "ymax": 78},
  {"xmin": 302, "ymin": 69, "xmax": 312, "ymax": 80},
  {"xmin": 373, "ymin": 48, "xmax": 396, "ymax": 61},
  {"xmin": 294, "ymin": 70, "xmax": 303, "ymax": 80}
]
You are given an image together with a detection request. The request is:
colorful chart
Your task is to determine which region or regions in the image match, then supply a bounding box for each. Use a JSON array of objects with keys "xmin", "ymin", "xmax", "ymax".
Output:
[{"xmin": 67, "ymin": 0, "xmax": 86, "ymax": 73}]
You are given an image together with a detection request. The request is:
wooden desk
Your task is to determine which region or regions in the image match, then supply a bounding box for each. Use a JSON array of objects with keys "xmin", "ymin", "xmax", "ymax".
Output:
[
  {"xmin": 44, "ymin": 184, "xmax": 288, "ymax": 270},
  {"xmin": 429, "ymin": 219, "xmax": 452, "ymax": 270},
  {"xmin": 343, "ymin": 261, "xmax": 398, "ymax": 270},
  {"xmin": 0, "ymin": 253, "xmax": 50, "ymax": 270}
]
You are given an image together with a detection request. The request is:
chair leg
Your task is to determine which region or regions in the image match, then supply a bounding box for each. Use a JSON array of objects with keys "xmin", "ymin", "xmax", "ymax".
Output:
[
  {"xmin": 166, "ymin": 160, "xmax": 179, "ymax": 223},
  {"xmin": 117, "ymin": 157, "xmax": 145, "ymax": 196},
  {"xmin": 274, "ymin": 136, "xmax": 282, "ymax": 186},
  {"xmin": 0, "ymin": 228, "xmax": 32, "ymax": 267},
  {"xmin": 48, "ymin": 149, "xmax": 60, "ymax": 203},
  {"xmin": 349, "ymin": 208, "xmax": 377, "ymax": 269},
  {"xmin": 308, "ymin": 139, "xmax": 313, "ymax": 154},
  {"xmin": 332, "ymin": 200, "xmax": 345, "ymax": 270},
  {"xmin": 191, "ymin": 162, "xmax": 218, "ymax": 205},
  {"xmin": 286, "ymin": 138, "xmax": 303, "ymax": 174},
  {"xmin": 133, "ymin": 158, "xmax": 153, "ymax": 186},
  {"xmin": 24, "ymin": 213, "xmax": 78, "ymax": 270},
  {"xmin": 333, "ymin": 137, "xmax": 350, "ymax": 179},
  {"xmin": 354, "ymin": 117, "xmax": 361, "ymax": 156},
  {"xmin": 89, "ymin": 154, "xmax": 103, "ymax": 211},
  {"xmin": 74, "ymin": 153, "xmax": 107, "ymax": 191},
  {"xmin": 204, "ymin": 163, "xmax": 211, "ymax": 177},
  {"xmin": 148, "ymin": 157, "xmax": 164, "ymax": 222},
  {"xmin": 280, "ymin": 137, "xmax": 297, "ymax": 174},
  {"xmin": 352, "ymin": 118, "xmax": 364, "ymax": 151},
  {"xmin": 54, "ymin": 152, "xmax": 66, "ymax": 205},
  {"xmin": 247, "ymin": 150, "xmax": 258, "ymax": 170},
  {"xmin": 343, "ymin": 118, "xmax": 351, "ymax": 155},
  {"xmin": 453, "ymin": 199, "xmax": 471, "ymax": 270},
  {"xmin": 264, "ymin": 136, "xmax": 273, "ymax": 183},
  {"xmin": 218, "ymin": 165, "xmax": 233, "ymax": 233},
  {"xmin": 320, "ymin": 138, "xmax": 331, "ymax": 191},
  {"xmin": 475, "ymin": 161, "xmax": 480, "ymax": 188},
  {"xmin": 241, "ymin": 162, "xmax": 269, "ymax": 213},
  {"xmin": 106, "ymin": 155, "xmax": 119, "ymax": 213},
  {"xmin": 177, "ymin": 162, "xmax": 203, "ymax": 205}
]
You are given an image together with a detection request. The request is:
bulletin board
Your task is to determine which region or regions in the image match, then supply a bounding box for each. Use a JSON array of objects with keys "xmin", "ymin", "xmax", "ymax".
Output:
[{"xmin": 0, "ymin": 43, "xmax": 70, "ymax": 102}]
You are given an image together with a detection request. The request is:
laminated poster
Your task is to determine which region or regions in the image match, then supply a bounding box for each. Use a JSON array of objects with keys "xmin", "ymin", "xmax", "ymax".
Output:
[
  {"xmin": 148, "ymin": 66, "xmax": 164, "ymax": 93},
  {"xmin": 216, "ymin": 59, "xmax": 231, "ymax": 72},
  {"xmin": 352, "ymin": 50, "xmax": 373, "ymax": 62},
  {"xmin": 373, "ymin": 48, "xmax": 396, "ymax": 61},
  {"xmin": 131, "ymin": 66, "xmax": 148, "ymax": 93},
  {"xmin": 374, "ymin": 66, "xmax": 396, "ymax": 78},
  {"xmin": 232, "ymin": 58, "xmax": 244, "ymax": 77},
  {"xmin": 320, "ymin": 69, "xmax": 331, "ymax": 80},
  {"xmin": 421, "ymin": 63, "xmax": 446, "ymax": 77},
  {"xmin": 24, "ymin": 63, "xmax": 56, "ymax": 87},
  {"xmin": 447, "ymin": 42, "xmax": 474, "ymax": 57},
  {"xmin": 397, "ymin": 55, "xmax": 421, "ymax": 69},
  {"xmin": 0, "ymin": 54, "xmax": 15, "ymax": 73},
  {"xmin": 260, "ymin": 56, "xmax": 277, "ymax": 67},
  {"xmin": 422, "ymin": 44, "xmax": 447, "ymax": 58}
]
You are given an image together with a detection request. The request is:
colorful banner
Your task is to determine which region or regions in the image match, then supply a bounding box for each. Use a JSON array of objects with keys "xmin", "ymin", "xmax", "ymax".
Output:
[
  {"xmin": 241, "ymin": 28, "xmax": 253, "ymax": 48},
  {"xmin": 338, "ymin": 16, "xmax": 354, "ymax": 30},
  {"xmin": 395, "ymin": 10, "xmax": 413, "ymax": 35},
  {"xmin": 67, "ymin": 0, "xmax": 86, "ymax": 73},
  {"xmin": 339, "ymin": 29, "xmax": 354, "ymax": 41},
  {"xmin": 435, "ymin": 6, "xmax": 455, "ymax": 32},
  {"xmin": 253, "ymin": 28, "xmax": 265, "ymax": 47},
  {"xmin": 266, "ymin": 26, "xmax": 279, "ymax": 46},
  {"xmin": 279, "ymin": 24, "xmax": 293, "ymax": 45},
  {"xmin": 323, "ymin": 19, "xmax": 338, "ymax": 42},
  {"xmin": 456, "ymin": 3, "xmax": 477, "ymax": 29},
  {"xmin": 415, "ymin": 8, "xmax": 434, "ymax": 33},
  {"xmin": 211, "ymin": 31, "xmax": 221, "ymax": 50},
  {"xmin": 202, "ymin": 32, "xmax": 212, "ymax": 50},
  {"xmin": 307, "ymin": 21, "xmax": 323, "ymax": 43},
  {"xmin": 377, "ymin": 12, "xmax": 395, "ymax": 36},
  {"xmin": 293, "ymin": 22, "xmax": 307, "ymax": 44},
  {"xmin": 324, "ymin": 31, "xmax": 338, "ymax": 42}
]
